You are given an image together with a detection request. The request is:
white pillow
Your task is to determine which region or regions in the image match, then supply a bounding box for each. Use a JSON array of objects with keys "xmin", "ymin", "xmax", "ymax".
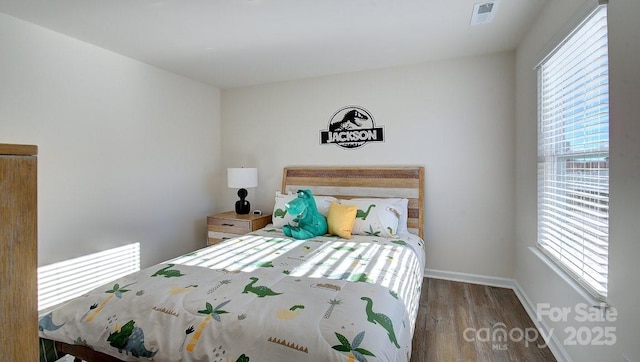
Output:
[
  {"xmin": 313, "ymin": 195, "xmax": 338, "ymax": 217},
  {"xmin": 389, "ymin": 198, "xmax": 410, "ymax": 234},
  {"xmin": 338, "ymin": 198, "xmax": 403, "ymax": 238},
  {"xmin": 272, "ymin": 191, "xmax": 337, "ymax": 228}
]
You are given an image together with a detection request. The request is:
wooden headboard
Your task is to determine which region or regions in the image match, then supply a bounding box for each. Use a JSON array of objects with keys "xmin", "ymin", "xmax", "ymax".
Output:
[{"xmin": 281, "ymin": 166, "xmax": 425, "ymax": 239}]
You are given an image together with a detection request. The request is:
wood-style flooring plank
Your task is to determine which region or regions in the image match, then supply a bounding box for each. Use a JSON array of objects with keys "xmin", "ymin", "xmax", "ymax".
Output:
[{"xmin": 410, "ymin": 278, "xmax": 556, "ymax": 362}]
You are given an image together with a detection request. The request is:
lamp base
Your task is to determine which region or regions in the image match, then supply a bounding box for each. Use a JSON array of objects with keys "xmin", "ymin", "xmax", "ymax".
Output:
[
  {"xmin": 235, "ymin": 188, "xmax": 251, "ymax": 214},
  {"xmin": 235, "ymin": 200, "xmax": 250, "ymax": 214}
]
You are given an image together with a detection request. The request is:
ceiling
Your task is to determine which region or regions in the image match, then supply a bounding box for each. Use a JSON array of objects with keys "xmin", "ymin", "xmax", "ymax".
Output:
[{"xmin": 0, "ymin": 0, "xmax": 546, "ymax": 89}]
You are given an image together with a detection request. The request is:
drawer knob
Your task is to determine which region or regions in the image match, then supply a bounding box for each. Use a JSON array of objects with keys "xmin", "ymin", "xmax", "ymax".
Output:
[{"xmin": 222, "ymin": 223, "xmax": 235, "ymax": 226}]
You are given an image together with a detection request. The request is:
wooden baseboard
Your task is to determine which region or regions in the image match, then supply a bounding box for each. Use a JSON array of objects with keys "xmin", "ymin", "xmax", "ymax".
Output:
[{"xmin": 423, "ymin": 268, "xmax": 569, "ymax": 362}]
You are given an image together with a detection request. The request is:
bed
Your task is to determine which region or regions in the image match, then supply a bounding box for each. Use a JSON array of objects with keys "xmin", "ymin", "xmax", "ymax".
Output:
[{"xmin": 40, "ymin": 166, "xmax": 425, "ymax": 361}]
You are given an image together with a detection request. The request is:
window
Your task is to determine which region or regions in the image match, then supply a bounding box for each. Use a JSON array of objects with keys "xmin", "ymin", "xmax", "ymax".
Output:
[{"xmin": 537, "ymin": 5, "xmax": 609, "ymax": 300}]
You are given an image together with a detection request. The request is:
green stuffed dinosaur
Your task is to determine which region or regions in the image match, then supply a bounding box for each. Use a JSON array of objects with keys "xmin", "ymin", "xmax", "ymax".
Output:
[{"xmin": 282, "ymin": 189, "xmax": 328, "ymax": 240}]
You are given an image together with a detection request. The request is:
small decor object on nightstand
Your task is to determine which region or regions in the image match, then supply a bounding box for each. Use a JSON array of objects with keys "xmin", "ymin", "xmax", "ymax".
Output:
[{"xmin": 228, "ymin": 167, "xmax": 258, "ymax": 214}]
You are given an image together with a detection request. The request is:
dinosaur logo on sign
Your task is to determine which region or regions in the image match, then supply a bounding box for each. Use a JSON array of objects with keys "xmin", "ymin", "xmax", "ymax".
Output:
[{"xmin": 320, "ymin": 106, "xmax": 385, "ymax": 149}]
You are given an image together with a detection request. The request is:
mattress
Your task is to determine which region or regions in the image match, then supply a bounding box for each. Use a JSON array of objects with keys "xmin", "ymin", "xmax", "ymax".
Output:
[{"xmin": 39, "ymin": 227, "xmax": 425, "ymax": 361}]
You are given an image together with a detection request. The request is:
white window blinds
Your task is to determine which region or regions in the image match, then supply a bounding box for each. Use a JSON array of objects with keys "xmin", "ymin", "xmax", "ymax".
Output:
[{"xmin": 537, "ymin": 5, "xmax": 609, "ymax": 300}]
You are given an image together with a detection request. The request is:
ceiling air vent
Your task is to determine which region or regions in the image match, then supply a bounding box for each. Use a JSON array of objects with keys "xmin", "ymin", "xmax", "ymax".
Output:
[{"xmin": 470, "ymin": 1, "xmax": 498, "ymax": 25}]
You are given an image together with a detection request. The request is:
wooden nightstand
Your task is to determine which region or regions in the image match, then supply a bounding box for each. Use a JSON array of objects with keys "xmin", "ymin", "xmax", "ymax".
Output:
[{"xmin": 207, "ymin": 211, "xmax": 272, "ymax": 246}]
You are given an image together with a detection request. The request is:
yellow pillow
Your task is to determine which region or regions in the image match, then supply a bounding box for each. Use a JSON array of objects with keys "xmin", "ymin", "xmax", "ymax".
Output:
[{"xmin": 327, "ymin": 202, "xmax": 358, "ymax": 239}]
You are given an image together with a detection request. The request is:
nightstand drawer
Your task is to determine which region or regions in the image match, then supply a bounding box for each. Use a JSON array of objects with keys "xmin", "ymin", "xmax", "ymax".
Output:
[
  {"xmin": 205, "ymin": 211, "xmax": 272, "ymax": 247},
  {"xmin": 207, "ymin": 231, "xmax": 238, "ymax": 246},
  {"xmin": 207, "ymin": 217, "xmax": 251, "ymax": 234}
]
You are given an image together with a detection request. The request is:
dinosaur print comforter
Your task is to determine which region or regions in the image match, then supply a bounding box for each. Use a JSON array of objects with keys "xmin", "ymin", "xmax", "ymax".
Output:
[{"xmin": 39, "ymin": 228, "xmax": 425, "ymax": 362}]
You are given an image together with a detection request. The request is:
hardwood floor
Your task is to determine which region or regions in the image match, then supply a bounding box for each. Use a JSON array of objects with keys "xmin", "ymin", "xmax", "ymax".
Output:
[{"xmin": 410, "ymin": 278, "xmax": 557, "ymax": 362}]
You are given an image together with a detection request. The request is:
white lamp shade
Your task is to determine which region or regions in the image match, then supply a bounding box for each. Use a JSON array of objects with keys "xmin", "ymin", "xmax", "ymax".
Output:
[{"xmin": 227, "ymin": 168, "xmax": 258, "ymax": 188}]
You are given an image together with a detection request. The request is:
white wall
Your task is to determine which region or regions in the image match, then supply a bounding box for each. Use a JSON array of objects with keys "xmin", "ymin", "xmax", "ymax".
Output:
[
  {"xmin": 607, "ymin": 0, "xmax": 640, "ymax": 360},
  {"xmin": 515, "ymin": 0, "xmax": 640, "ymax": 360},
  {"xmin": 4, "ymin": 2, "xmax": 637, "ymax": 359},
  {"xmin": 221, "ymin": 52, "xmax": 516, "ymax": 279},
  {"xmin": 0, "ymin": 13, "xmax": 222, "ymax": 268}
]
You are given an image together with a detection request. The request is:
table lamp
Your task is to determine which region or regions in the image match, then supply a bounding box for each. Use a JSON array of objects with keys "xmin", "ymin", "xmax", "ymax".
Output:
[{"xmin": 227, "ymin": 167, "xmax": 258, "ymax": 214}]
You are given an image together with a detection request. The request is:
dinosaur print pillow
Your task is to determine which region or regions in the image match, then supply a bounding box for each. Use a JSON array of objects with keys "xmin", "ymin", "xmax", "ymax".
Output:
[
  {"xmin": 372, "ymin": 198, "xmax": 409, "ymax": 234},
  {"xmin": 338, "ymin": 198, "xmax": 402, "ymax": 238},
  {"xmin": 273, "ymin": 191, "xmax": 337, "ymax": 229},
  {"xmin": 273, "ymin": 191, "xmax": 297, "ymax": 228}
]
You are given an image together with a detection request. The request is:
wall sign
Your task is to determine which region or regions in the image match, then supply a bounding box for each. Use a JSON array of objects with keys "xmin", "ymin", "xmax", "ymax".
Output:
[{"xmin": 320, "ymin": 106, "xmax": 385, "ymax": 149}]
